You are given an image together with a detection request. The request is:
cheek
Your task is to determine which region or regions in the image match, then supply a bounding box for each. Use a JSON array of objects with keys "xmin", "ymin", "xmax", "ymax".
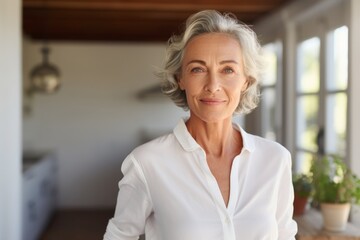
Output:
[
  {"xmin": 182, "ymin": 79, "xmax": 203, "ymax": 95},
  {"xmin": 228, "ymin": 80, "xmax": 246, "ymax": 103},
  {"xmin": 227, "ymin": 78, "xmax": 247, "ymax": 93},
  {"xmin": 233, "ymin": 91, "xmax": 242, "ymax": 105}
]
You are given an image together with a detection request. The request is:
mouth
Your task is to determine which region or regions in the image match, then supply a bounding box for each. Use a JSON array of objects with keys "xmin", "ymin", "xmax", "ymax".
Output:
[{"xmin": 199, "ymin": 98, "xmax": 226, "ymax": 105}]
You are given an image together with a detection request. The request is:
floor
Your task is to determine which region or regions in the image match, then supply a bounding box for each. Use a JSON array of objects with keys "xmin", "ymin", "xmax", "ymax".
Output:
[{"xmin": 40, "ymin": 209, "xmax": 114, "ymax": 240}]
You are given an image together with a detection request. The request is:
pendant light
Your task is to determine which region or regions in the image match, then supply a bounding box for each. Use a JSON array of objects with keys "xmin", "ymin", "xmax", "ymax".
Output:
[
  {"xmin": 23, "ymin": 0, "xmax": 61, "ymax": 116},
  {"xmin": 30, "ymin": 45, "xmax": 61, "ymax": 93}
]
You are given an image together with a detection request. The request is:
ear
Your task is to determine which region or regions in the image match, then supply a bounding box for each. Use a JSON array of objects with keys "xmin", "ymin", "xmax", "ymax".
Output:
[{"xmin": 241, "ymin": 77, "xmax": 250, "ymax": 92}]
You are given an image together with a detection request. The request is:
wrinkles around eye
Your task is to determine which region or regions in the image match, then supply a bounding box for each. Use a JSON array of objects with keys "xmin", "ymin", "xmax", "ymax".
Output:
[{"xmin": 190, "ymin": 67, "xmax": 205, "ymax": 73}]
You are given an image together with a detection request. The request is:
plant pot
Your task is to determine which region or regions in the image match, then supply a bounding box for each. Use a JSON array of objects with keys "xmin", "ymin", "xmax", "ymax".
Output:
[
  {"xmin": 320, "ymin": 203, "xmax": 351, "ymax": 232},
  {"xmin": 293, "ymin": 193, "xmax": 308, "ymax": 215}
]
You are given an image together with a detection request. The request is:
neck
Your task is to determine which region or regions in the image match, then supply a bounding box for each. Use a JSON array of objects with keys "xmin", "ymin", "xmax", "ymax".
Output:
[{"xmin": 185, "ymin": 115, "xmax": 242, "ymax": 158}]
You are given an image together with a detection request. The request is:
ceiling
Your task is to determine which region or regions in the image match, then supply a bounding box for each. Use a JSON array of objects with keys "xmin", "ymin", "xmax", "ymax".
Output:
[{"xmin": 23, "ymin": 0, "xmax": 293, "ymax": 42}]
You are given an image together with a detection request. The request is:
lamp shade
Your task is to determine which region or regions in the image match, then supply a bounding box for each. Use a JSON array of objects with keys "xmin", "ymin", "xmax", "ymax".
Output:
[{"xmin": 30, "ymin": 46, "xmax": 61, "ymax": 93}]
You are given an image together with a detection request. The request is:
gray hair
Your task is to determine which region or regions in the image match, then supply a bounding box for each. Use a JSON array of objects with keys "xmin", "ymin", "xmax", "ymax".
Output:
[{"xmin": 158, "ymin": 10, "xmax": 263, "ymax": 114}]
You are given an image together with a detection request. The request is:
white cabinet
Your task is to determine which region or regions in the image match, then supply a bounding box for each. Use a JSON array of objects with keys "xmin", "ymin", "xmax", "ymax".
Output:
[{"xmin": 22, "ymin": 154, "xmax": 57, "ymax": 240}]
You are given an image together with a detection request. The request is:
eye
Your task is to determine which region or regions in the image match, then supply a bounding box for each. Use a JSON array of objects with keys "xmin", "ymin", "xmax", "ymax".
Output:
[
  {"xmin": 190, "ymin": 67, "xmax": 205, "ymax": 73},
  {"xmin": 223, "ymin": 67, "xmax": 234, "ymax": 74}
]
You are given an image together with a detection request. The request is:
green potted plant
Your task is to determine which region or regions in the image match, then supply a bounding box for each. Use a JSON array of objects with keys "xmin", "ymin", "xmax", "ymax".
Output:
[
  {"xmin": 310, "ymin": 154, "xmax": 360, "ymax": 231},
  {"xmin": 293, "ymin": 173, "xmax": 313, "ymax": 215}
]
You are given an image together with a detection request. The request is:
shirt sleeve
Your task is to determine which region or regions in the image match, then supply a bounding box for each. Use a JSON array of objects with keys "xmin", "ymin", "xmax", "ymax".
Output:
[
  {"xmin": 104, "ymin": 154, "xmax": 153, "ymax": 240},
  {"xmin": 276, "ymin": 151, "xmax": 298, "ymax": 240}
]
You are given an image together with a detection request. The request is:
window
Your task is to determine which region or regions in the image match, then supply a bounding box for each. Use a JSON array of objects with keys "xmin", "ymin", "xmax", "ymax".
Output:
[
  {"xmin": 295, "ymin": 26, "xmax": 348, "ymax": 173},
  {"xmin": 295, "ymin": 37, "xmax": 320, "ymax": 172},
  {"xmin": 260, "ymin": 41, "xmax": 282, "ymax": 142},
  {"xmin": 325, "ymin": 26, "xmax": 348, "ymax": 156}
]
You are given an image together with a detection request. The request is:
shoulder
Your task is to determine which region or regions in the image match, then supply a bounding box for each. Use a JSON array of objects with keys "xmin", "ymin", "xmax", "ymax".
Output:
[
  {"xmin": 134, "ymin": 132, "xmax": 177, "ymax": 153},
  {"xmin": 121, "ymin": 132, "xmax": 178, "ymax": 173},
  {"xmin": 122, "ymin": 132, "xmax": 186, "ymax": 183},
  {"xmin": 130, "ymin": 132, "xmax": 181, "ymax": 164},
  {"xmin": 253, "ymin": 135, "xmax": 289, "ymax": 154},
  {"xmin": 247, "ymin": 134, "xmax": 291, "ymax": 165}
]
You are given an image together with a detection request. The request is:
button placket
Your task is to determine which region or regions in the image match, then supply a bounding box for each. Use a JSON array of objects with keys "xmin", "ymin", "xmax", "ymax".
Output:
[
  {"xmin": 222, "ymin": 213, "xmax": 236, "ymax": 240},
  {"xmin": 195, "ymin": 149, "xmax": 226, "ymax": 208},
  {"xmin": 195, "ymin": 148, "xmax": 236, "ymax": 240}
]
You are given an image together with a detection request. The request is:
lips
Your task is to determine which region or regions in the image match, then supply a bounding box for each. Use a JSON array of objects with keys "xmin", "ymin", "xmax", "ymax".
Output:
[{"xmin": 199, "ymin": 98, "xmax": 226, "ymax": 105}]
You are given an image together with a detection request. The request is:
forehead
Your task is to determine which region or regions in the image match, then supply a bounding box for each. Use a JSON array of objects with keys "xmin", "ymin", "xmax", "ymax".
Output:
[{"xmin": 183, "ymin": 33, "xmax": 243, "ymax": 62}]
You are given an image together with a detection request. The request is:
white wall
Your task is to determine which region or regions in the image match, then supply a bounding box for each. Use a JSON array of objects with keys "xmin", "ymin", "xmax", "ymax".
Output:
[
  {"xmin": 22, "ymin": 39, "xmax": 187, "ymax": 208},
  {"xmin": 0, "ymin": 0, "xmax": 22, "ymax": 239}
]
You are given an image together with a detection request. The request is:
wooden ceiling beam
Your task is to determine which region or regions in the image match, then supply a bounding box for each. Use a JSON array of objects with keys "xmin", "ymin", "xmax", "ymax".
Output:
[
  {"xmin": 23, "ymin": 0, "xmax": 280, "ymax": 12},
  {"xmin": 23, "ymin": 0, "xmax": 291, "ymax": 42}
]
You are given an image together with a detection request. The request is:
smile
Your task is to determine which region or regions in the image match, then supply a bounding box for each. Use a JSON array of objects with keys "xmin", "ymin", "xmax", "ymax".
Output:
[{"xmin": 199, "ymin": 98, "xmax": 226, "ymax": 105}]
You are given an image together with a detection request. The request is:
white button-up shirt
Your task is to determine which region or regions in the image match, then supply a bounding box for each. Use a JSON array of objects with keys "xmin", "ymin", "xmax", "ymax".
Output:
[{"xmin": 104, "ymin": 119, "xmax": 297, "ymax": 240}]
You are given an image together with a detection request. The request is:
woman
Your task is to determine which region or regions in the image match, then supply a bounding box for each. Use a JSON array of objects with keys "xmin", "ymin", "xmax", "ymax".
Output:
[{"xmin": 104, "ymin": 10, "xmax": 297, "ymax": 240}]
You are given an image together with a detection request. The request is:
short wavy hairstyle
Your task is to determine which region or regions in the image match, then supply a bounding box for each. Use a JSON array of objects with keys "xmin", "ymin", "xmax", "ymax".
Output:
[{"xmin": 158, "ymin": 10, "xmax": 263, "ymax": 114}]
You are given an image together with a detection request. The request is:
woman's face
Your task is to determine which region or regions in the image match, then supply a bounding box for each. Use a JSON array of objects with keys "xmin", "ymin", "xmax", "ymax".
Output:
[{"xmin": 179, "ymin": 33, "xmax": 248, "ymax": 123}]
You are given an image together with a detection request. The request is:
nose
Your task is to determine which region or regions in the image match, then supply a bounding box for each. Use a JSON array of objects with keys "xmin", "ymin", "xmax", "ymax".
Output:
[{"xmin": 205, "ymin": 72, "xmax": 221, "ymax": 93}]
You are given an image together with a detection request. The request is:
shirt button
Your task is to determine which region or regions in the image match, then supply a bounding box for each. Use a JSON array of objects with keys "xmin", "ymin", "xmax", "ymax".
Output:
[{"xmin": 225, "ymin": 216, "xmax": 230, "ymax": 224}]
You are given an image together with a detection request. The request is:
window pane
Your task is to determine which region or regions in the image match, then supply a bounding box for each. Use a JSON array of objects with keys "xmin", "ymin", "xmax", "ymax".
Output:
[
  {"xmin": 295, "ymin": 151, "xmax": 314, "ymax": 174},
  {"xmin": 261, "ymin": 88, "xmax": 276, "ymax": 141},
  {"xmin": 297, "ymin": 95, "xmax": 319, "ymax": 152},
  {"xmin": 262, "ymin": 43, "xmax": 278, "ymax": 86},
  {"xmin": 260, "ymin": 41, "xmax": 281, "ymax": 141},
  {"xmin": 297, "ymin": 37, "xmax": 320, "ymax": 93},
  {"xmin": 327, "ymin": 26, "xmax": 348, "ymax": 91},
  {"xmin": 326, "ymin": 93, "xmax": 347, "ymax": 155}
]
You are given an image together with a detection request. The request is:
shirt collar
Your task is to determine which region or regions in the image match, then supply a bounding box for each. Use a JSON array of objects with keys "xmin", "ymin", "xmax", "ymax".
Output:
[{"xmin": 173, "ymin": 118, "xmax": 255, "ymax": 153}]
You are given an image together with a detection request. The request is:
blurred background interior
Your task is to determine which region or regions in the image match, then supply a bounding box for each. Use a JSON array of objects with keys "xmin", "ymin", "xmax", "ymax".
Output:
[{"xmin": 1, "ymin": 0, "xmax": 360, "ymax": 239}]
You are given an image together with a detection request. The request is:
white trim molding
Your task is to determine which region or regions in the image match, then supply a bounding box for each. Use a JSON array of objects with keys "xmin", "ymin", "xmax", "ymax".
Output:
[
  {"xmin": 0, "ymin": 0, "xmax": 22, "ymax": 239},
  {"xmin": 348, "ymin": 0, "xmax": 360, "ymax": 176}
]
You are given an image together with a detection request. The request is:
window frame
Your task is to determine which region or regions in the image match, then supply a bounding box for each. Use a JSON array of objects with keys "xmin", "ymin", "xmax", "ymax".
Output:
[{"xmin": 294, "ymin": 12, "xmax": 349, "ymax": 173}]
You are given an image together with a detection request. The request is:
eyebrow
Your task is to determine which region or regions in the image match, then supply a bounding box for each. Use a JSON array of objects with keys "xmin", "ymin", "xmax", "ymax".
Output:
[
  {"xmin": 185, "ymin": 59, "xmax": 239, "ymax": 66},
  {"xmin": 220, "ymin": 60, "xmax": 239, "ymax": 64}
]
